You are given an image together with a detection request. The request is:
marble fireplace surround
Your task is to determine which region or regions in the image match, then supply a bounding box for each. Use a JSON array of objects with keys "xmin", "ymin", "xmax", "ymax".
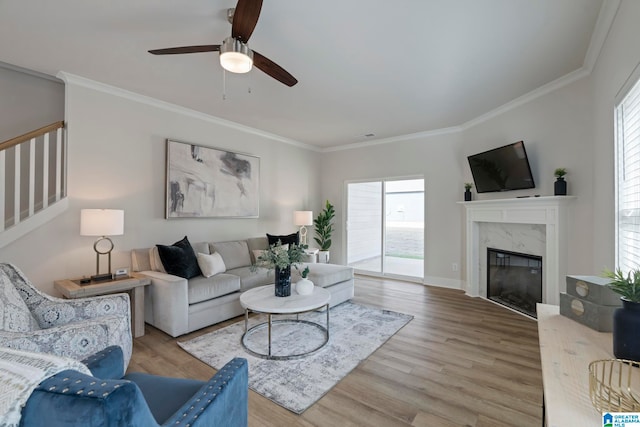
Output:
[{"xmin": 462, "ymin": 196, "xmax": 576, "ymax": 306}]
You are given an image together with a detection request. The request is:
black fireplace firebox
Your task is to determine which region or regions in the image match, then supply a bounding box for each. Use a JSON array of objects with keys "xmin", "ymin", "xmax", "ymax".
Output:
[{"xmin": 487, "ymin": 248, "xmax": 542, "ymax": 318}]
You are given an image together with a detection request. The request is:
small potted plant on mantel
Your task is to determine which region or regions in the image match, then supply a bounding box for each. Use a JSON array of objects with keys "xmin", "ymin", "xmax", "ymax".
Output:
[
  {"xmin": 603, "ymin": 267, "xmax": 640, "ymax": 361},
  {"xmin": 464, "ymin": 183, "xmax": 473, "ymax": 201},
  {"xmin": 554, "ymin": 168, "xmax": 567, "ymax": 196}
]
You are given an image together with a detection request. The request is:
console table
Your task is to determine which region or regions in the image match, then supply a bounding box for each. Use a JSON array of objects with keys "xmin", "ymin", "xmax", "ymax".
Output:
[
  {"xmin": 54, "ymin": 273, "xmax": 150, "ymax": 338},
  {"xmin": 537, "ymin": 303, "xmax": 612, "ymax": 426}
]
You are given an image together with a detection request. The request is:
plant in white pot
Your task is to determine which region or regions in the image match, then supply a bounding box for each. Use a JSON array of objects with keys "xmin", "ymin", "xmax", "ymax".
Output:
[
  {"xmin": 296, "ymin": 266, "xmax": 314, "ymax": 295},
  {"xmin": 314, "ymin": 200, "xmax": 335, "ymax": 263},
  {"xmin": 603, "ymin": 267, "xmax": 640, "ymax": 361}
]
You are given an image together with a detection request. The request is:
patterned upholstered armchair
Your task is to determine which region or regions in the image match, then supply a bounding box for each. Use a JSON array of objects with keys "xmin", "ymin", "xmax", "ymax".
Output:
[{"xmin": 0, "ymin": 263, "xmax": 132, "ymax": 366}]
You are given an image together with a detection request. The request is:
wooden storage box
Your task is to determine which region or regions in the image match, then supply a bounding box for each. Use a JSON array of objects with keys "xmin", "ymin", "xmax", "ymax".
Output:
[
  {"xmin": 559, "ymin": 292, "xmax": 618, "ymax": 332},
  {"xmin": 566, "ymin": 275, "xmax": 622, "ymax": 306}
]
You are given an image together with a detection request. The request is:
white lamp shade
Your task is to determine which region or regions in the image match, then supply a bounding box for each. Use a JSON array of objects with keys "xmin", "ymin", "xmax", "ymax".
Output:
[
  {"xmin": 80, "ymin": 209, "xmax": 124, "ymax": 236},
  {"xmin": 293, "ymin": 211, "xmax": 313, "ymax": 226}
]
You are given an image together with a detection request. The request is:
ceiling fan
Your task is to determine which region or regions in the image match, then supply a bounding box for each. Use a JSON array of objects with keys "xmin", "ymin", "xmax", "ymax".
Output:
[{"xmin": 148, "ymin": 0, "xmax": 297, "ymax": 87}]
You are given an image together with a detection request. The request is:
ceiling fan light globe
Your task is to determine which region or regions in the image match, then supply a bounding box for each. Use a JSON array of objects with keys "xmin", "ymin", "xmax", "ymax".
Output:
[
  {"xmin": 220, "ymin": 52, "xmax": 253, "ymax": 73},
  {"xmin": 220, "ymin": 36, "xmax": 253, "ymax": 73}
]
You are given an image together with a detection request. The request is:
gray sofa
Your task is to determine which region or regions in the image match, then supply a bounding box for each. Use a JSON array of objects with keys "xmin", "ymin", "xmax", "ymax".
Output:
[{"xmin": 131, "ymin": 237, "xmax": 354, "ymax": 337}]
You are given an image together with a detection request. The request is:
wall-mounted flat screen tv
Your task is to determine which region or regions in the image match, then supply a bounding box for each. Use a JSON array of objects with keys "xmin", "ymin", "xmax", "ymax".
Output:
[{"xmin": 467, "ymin": 141, "xmax": 535, "ymax": 193}]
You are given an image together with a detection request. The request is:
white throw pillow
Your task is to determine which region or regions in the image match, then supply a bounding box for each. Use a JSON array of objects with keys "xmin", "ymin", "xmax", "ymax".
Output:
[
  {"xmin": 197, "ymin": 252, "xmax": 226, "ymax": 278},
  {"xmin": 149, "ymin": 247, "xmax": 167, "ymax": 273}
]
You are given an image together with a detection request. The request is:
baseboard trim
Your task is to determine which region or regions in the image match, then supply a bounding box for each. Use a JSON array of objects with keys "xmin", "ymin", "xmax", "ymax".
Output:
[{"xmin": 422, "ymin": 276, "xmax": 464, "ymax": 290}]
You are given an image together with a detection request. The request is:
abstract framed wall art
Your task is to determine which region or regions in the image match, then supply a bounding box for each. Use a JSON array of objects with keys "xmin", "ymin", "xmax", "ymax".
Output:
[{"xmin": 165, "ymin": 139, "xmax": 260, "ymax": 218}]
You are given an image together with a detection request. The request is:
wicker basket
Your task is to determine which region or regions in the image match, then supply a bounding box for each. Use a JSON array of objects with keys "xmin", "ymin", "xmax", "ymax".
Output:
[{"xmin": 589, "ymin": 359, "xmax": 640, "ymax": 412}]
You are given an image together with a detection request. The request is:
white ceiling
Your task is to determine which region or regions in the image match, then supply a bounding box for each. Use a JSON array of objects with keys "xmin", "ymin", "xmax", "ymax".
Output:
[{"xmin": 0, "ymin": 0, "xmax": 606, "ymax": 149}]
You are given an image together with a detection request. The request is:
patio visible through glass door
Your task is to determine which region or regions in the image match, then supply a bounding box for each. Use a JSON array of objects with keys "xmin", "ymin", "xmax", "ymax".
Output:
[{"xmin": 346, "ymin": 178, "xmax": 424, "ymax": 279}]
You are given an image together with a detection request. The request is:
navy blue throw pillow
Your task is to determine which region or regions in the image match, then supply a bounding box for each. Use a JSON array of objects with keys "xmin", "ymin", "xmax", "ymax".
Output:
[
  {"xmin": 156, "ymin": 236, "xmax": 201, "ymax": 279},
  {"xmin": 266, "ymin": 232, "xmax": 299, "ymax": 247}
]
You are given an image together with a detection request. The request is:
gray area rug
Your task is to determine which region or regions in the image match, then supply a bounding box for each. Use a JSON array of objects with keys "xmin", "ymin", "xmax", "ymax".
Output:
[{"xmin": 178, "ymin": 301, "xmax": 413, "ymax": 413}]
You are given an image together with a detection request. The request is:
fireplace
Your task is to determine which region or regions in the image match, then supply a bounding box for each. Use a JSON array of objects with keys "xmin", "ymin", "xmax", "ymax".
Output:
[{"xmin": 487, "ymin": 248, "xmax": 542, "ymax": 318}]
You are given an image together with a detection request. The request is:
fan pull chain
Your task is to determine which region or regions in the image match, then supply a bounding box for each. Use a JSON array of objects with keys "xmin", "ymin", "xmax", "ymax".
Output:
[{"xmin": 222, "ymin": 69, "xmax": 227, "ymax": 100}]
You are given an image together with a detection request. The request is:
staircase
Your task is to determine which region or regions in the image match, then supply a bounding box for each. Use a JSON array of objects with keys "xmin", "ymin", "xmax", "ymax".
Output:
[{"xmin": 0, "ymin": 121, "xmax": 68, "ymax": 249}]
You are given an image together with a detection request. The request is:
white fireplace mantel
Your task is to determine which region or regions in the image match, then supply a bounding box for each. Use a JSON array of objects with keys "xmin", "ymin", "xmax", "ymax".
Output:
[{"xmin": 460, "ymin": 196, "xmax": 576, "ymax": 306}]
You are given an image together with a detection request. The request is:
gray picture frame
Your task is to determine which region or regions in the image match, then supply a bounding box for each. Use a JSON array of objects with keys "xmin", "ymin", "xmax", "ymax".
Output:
[{"xmin": 165, "ymin": 139, "xmax": 260, "ymax": 218}]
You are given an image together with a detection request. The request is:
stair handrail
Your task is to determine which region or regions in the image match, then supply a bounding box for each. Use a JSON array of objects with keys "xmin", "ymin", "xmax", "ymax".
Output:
[{"xmin": 0, "ymin": 121, "xmax": 65, "ymax": 152}]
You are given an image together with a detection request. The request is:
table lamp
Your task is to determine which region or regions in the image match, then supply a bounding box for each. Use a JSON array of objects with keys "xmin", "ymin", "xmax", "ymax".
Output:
[
  {"xmin": 80, "ymin": 209, "xmax": 124, "ymax": 281},
  {"xmin": 293, "ymin": 211, "xmax": 313, "ymax": 246}
]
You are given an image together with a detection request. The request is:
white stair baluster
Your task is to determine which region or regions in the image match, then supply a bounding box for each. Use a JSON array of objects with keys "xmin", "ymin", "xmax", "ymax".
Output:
[
  {"xmin": 28, "ymin": 137, "xmax": 35, "ymax": 216},
  {"xmin": 14, "ymin": 146, "xmax": 20, "ymax": 225},
  {"xmin": 55, "ymin": 128, "xmax": 62, "ymax": 201},
  {"xmin": 0, "ymin": 150, "xmax": 5, "ymax": 232},
  {"xmin": 43, "ymin": 132, "xmax": 49, "ymax": 209}
]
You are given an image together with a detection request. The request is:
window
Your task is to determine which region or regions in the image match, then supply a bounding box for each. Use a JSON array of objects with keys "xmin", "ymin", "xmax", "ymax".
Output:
[{"xmin": 615, "ymin": 73, "xmax": 640, "ymax": 273}]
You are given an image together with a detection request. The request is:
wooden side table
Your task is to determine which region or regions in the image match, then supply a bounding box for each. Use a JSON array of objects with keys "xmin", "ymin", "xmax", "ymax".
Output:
[{"xmin": 54, "ymin": 273, "xmax": 151, "ymax": 338}]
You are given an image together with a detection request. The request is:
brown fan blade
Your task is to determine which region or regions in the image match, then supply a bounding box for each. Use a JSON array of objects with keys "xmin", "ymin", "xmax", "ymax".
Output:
[
  {"xmin": 252, "ymin": 51, "xmax": 298, "ymax": 87},
  {"xmin": 232, "ymin": 0, "xmax": 263, "ymax": 42},
  {"xmin": 148, "ymin": 45, "xmax": 220, "ymax": 55}
]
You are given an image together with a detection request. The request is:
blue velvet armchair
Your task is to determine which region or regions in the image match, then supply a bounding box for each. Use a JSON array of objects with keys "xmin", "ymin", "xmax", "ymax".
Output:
[{"xmin": 20, "ymin": 346, "xmax": 249, "ymax": 427}]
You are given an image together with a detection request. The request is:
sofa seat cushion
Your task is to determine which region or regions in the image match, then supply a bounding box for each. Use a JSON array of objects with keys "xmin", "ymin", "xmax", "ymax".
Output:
[
  {"xmin": 211, "ymin": 241, "xmax": 252, "ymax": 270},
  {"xmin": 226, "ymin": 266, "xmax": 274, "ymax": 291},
  {"xmin": 292, "ymin": 263, "xmax": 354, "ymax": 288},
  {"xmin": 188, "ymin": 274, "xmax": 240, "ymax": 305}
]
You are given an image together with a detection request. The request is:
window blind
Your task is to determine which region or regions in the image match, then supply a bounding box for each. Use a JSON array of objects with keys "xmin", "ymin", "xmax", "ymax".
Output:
[{"xmin": 616, "ymin": 75, "xmax": 640, "ymax": 273}]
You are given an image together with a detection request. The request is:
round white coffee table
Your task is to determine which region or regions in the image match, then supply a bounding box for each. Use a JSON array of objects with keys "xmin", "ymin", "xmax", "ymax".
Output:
[{"xmin": 239, "ymin": 284, "xmax": 331, "ymax": 360}]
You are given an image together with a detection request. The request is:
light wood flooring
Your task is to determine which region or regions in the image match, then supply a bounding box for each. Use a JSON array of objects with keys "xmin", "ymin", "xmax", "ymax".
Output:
[{"xmin": 128, "ymin": 276, "xmax": 543, "ymax": 427}]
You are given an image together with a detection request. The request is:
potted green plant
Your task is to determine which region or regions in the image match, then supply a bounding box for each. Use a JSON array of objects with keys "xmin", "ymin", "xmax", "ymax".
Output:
[
  {"xmin": 314, "ymin": 200, "xmax": 335, "ymax": 263},
  {"xmin": 603, "ymin": 267, "xmax": 640, "ymax": 361},
  {"xmin": 554, "ymin": 168, "xmax": 567, "ymax": 196},
  {"xmin": 253, "ymin": 241, "xmax": 307, "ymax": 297},
  {"xmin": 296, "ymin": 266, "xmax": 314, "ymax": 295},
  {"xmin": 464, "ymin": 183, "xmax": 473, "ymax": 201}
]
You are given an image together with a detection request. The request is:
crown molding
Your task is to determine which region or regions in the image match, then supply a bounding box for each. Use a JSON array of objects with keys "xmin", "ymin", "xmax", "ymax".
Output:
[
  {"xmin": 56, "ymin": 71, "xmax": 321, "ymax": 153},
  {"xmin": 460, "ymin": 67, "xmax": 589, "ymax": 131},
  {"xmin": 53, "ymin": 0, "xmax": 620, "ymax": 155},
  {"xmin": 583, "ymin": 0, "xmax": 621, "ymax": 73},
  {"xmin": 323, "ymin": 0, "xmax": 619, "ymax": 153},
  {"xmin": 322, "ymin": 126, "xmax": 462, "ymax": 153},
  {"xmin": 0, "ymin": 61, "xmax": 62, "ymax": 83}
]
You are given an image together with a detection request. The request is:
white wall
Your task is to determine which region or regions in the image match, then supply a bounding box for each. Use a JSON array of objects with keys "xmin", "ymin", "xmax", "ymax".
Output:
[
  {"xmin": 321, "ymin": 131, "xmax": 464, "ymax": 288},
  {"xmin": 590, "ymin": 0, "xmax": 640, "ymax": 271},
  {"xmin": 460, "ymin": 78, "xmax": 594, "ymax": 277},
  {"xmin": 0, "ymin": 65, "xmax": 64, "ymax": 142},
  {"xmin": 0, "ymin": 79, "xmax": 321, "ymax": 295},
  {"xmin": 321, "ymin": 55, "xmax": 594, "ymax": 288}
]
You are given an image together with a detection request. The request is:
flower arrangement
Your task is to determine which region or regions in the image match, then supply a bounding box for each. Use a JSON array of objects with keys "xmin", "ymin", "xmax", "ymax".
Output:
[
  {"xmin": 464, "ymin": 183, "xmax": 473, "ymax": 191},
  {"xmin": 252, "ymin": 241, "xmax": 308, "ymax": 272}
]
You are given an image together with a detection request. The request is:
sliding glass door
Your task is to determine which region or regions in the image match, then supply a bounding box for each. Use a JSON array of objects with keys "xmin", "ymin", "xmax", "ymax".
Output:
[{"xmin": 346, "ymin": 178, "xmax": 424, "ymax": 279}]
